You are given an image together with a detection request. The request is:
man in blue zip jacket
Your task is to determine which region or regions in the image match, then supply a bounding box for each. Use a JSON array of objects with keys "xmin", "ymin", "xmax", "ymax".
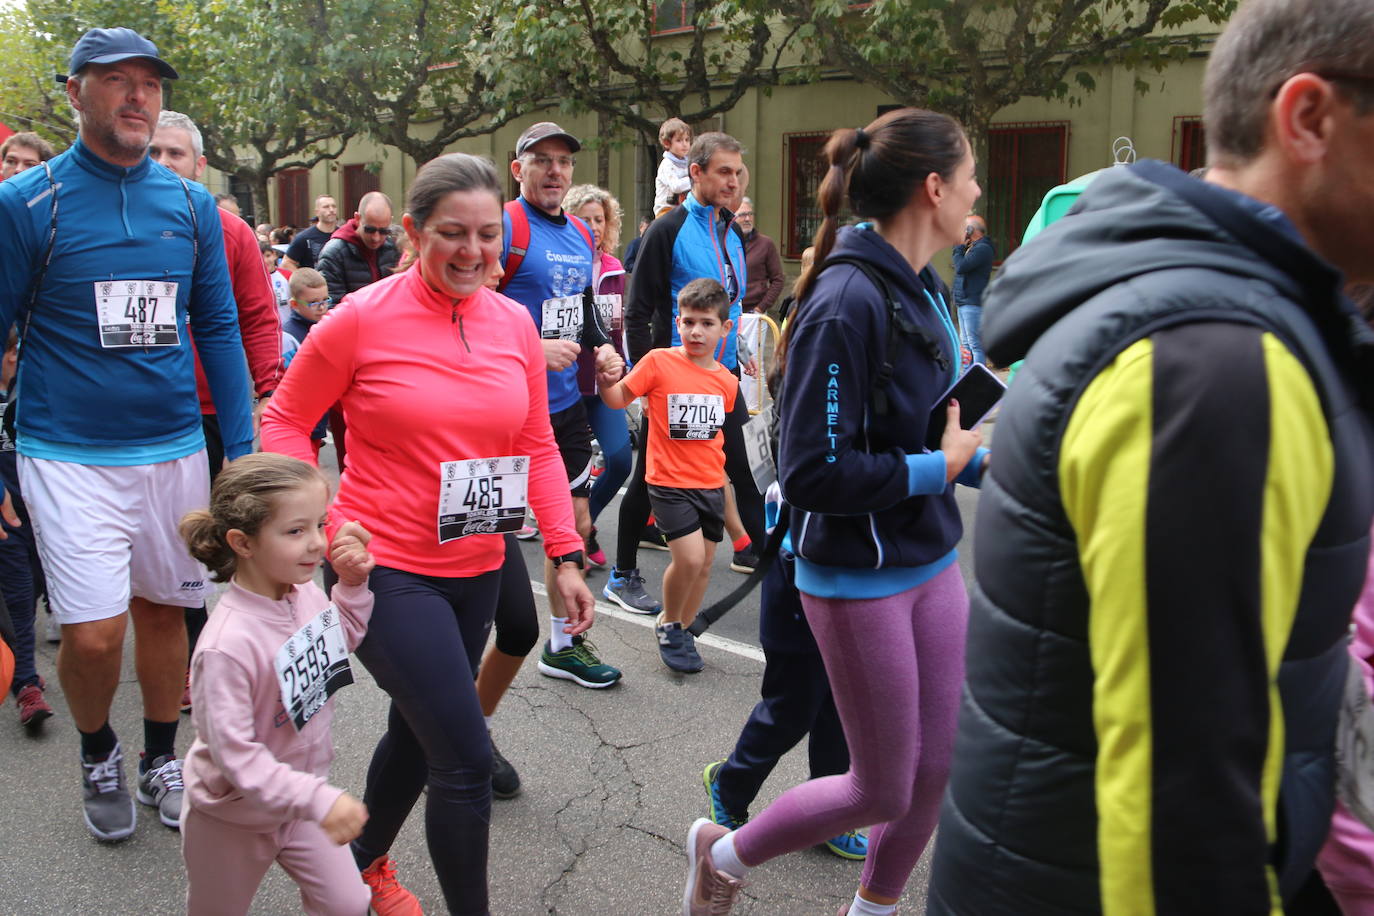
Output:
[
  {"xmin": 0, "ymin": 27, "xmax": 253, "ymax": 843},
  {"xmin": 950, "ymin": 214, "xmax": 994, "ymax": 366}
]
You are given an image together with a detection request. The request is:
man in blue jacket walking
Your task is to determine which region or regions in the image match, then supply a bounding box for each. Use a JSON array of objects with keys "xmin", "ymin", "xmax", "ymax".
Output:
[
  {"xmin": 0, "ymin": 27, "xmax": 252, "ymax": 843},
  {"xmin": 951, "ymin": 215, "xmax": 994, "ymax": 366}
]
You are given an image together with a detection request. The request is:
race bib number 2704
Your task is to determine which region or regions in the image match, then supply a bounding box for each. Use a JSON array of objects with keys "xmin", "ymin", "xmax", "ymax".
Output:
[{"xmin": 94, "ymin": 279, "xmax": 180, "ymax": 348}]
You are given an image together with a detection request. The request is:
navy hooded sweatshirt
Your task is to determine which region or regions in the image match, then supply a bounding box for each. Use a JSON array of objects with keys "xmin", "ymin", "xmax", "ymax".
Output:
[{"xmin": 777, "ymin": 226, "xmax": 986, "ymax": 598}]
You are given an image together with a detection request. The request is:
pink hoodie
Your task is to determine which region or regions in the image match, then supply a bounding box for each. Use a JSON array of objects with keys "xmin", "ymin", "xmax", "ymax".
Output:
[
  {"xmin": 1318, "ymin": 524, "xmax": 1374, "ymax": 912},
  {"xmin": 183, "ymin": 579, "xmax": 372, "ymax": 831},
  {"xmin": 261, "ymin": 268, "xmax": 581, "ymax": 577}
]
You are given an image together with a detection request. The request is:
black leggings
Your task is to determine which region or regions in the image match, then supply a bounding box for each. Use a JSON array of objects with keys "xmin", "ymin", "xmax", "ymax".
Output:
[
  {"xmin": 330, "ymin": 563, "xmax": 500, "ymax": 916},
  {"xmin": 493, "ymin": 534, "xmax": 540, "ymax": 657},
  {"xmin": 615, "ymin": 390, "xmax": 765, "ymax": 570}
]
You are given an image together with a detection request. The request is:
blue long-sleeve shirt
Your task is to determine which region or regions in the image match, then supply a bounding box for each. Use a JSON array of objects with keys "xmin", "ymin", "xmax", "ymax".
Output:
[{"xmin": 0, "ymin": 137, "xmax": 252, "ymax": 465}]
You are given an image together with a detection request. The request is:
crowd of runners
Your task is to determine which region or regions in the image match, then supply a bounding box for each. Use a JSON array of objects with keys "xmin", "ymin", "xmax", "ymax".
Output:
[{"xmin": 5, "ymin": 0, "xmax": 1374, "ymax": 913}]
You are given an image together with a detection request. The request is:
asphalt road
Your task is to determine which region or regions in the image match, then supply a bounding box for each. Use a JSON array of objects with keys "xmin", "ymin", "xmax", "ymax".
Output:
[{"xmin": 0, "ymin": 423, "xmax": 993, "ymax": 915}]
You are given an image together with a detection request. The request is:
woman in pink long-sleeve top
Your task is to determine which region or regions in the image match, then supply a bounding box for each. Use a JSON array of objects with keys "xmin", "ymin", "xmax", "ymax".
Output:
[{"xmin": 261, "ymin": 153, "xmax": 597, "ymax": 916}]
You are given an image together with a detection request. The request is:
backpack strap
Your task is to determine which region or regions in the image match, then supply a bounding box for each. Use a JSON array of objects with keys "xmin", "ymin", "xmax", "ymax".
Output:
[
  {"xmin": 824, "ymin": 256, "xmax": 950, "ymax": 416},
  {"xmin": 4, "ymin": 161, "xmax": 59, "ymax": 441},
  {"xmin": 567, "ymin": 212, "xmax": 596, "ymax": 260},
  {"xmin": 498, "ymin": 199, "xmax": 529, "ymax": 293}
]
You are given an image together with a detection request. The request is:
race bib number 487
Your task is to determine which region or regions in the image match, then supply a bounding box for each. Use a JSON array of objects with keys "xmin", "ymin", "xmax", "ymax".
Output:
[
  {"xmin": 94, "ymin": 280, "xmax": 180, "ymax": 348},
  {"xmin": 438, "ymin": 455, "xmax": 530, "ymax": 542},
  {"xmin": 667, "ymin": 393, "xmax": 726, "ymax": 440}
]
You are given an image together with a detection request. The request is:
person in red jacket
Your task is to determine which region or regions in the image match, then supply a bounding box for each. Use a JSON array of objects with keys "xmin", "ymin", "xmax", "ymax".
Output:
[
  {"xmin": 150, "ymin": 110, "xmax": 283, "ymax": 716},
  {"xmin": 262, "ymin": 152, "xmax": 600, "ymax": 916}
]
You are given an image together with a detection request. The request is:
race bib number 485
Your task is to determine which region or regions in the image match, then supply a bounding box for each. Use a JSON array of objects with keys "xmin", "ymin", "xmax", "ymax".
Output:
[
  {"xmin": 667, "ymin": 393, "xmax": 726, "ymax": 440},
  {"xmin": 94, "ymin": 280, "xmax": 180, "ymax": 348},
  {"xmin": 438, "ymin": 455, "xmax": 530, "ymax": 542},
  {"xmin": 275, "ymin": 604, "xmax": 353, "ymax": 731}
]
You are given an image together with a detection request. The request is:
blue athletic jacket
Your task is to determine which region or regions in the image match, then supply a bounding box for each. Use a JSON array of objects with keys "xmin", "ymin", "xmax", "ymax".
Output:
[
  {"xmin": 624, "ymin": 193, "xmax": 745, "ymax": 368},
  {"xmin": 0, "ymin": 137, "xmax": 252, "ymax": 464}
]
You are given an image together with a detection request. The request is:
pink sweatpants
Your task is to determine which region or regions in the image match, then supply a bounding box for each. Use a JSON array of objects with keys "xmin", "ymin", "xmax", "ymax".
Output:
[{"xmin": 182, "ymin": 805, "xmax": 370, "ymax": 915}]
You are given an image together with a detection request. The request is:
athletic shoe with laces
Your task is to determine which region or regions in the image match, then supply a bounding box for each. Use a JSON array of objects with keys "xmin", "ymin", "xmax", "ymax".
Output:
[
  {"xmin": 639, "ymin": 524, "xmax": 669, "ymax": 551},
  {"xmin": 681, "ymin": 629, "xmax": 705, "ymax": 672},
  {"xmin": 16, "ymin": 683, "xmax": 54, "ymax": 731},
  {"xmin": 702, "ymin": 760, "xmax": 746, "ymax": 830},
  {"xmin": 823, "ymin": 828, "xmax": 869, "ymax": 860},
  {"xmin": 80, "ymin": 741, "xmax": 136, "ymax": 841},
  {"xmin": 682, "ymin": 817, "xmax": 744, "ymax": 916},
  {"xmin": 538, "ymin": 635, "xmax": 622, "ymax": 688},
  {"xmin": 585, "ymin": 527, "xmax": 608, "ymax": 570},
  {"xmin": 489, "ymin": 731, "xmax": 521, "ymax": 799},
  {"xmin": 729, "ymin": 548, "xmax": 758, "ymax": 574},
  {"xmin": 657, "ymin": 622, "xmax": 702, "ymax": 673},
  {"xmin": 179, "ymin": 668, "xmax": 192, "ymax": 715},
  {"xmin": 360, "ymin": 855, "xmax": 423, "ymax": 916},
  {"xmin": 136, "ymin": 754, "xmax": 185, "ymax": 829},
  {"xmin": 603, "ymin": 567, "xmax": 662, "ymax": 614}
]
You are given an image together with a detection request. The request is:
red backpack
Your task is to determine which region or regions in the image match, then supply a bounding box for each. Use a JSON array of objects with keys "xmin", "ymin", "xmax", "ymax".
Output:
[{"xmin": 499, "ymin": 199, "xmax": 596, "ymax": 293}]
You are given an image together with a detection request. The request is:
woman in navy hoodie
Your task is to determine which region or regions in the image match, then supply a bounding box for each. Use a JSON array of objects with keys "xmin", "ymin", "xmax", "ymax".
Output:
[{"xmin": 681, "ymin": 108, "xmax": 988, "ymax": 916}]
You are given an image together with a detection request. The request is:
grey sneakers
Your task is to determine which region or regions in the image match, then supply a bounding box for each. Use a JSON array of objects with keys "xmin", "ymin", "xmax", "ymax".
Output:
[
  {"xmin": 657, "ymin": 621, "xmax": 704, "ymax": 673},
  {"xmin": 136, "ymin": 754, "xmax": 185, "ymax": 829},
  {"xmin": 603, "ymin": 568, "xmax": 662, "ymax": 615},
  {"xmin": 81, "ymin": 742, "xmax": 136, "ymax": 841}
]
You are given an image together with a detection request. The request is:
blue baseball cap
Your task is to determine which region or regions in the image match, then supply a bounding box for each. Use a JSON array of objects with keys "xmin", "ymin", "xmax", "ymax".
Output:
[{"xmin": 59, "ymin": 28, "xmax": 179, "ymax": 83}]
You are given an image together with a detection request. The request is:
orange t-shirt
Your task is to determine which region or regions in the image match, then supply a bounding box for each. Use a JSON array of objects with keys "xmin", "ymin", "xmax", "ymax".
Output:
[{"xmin": 622, "ymin": 347, "xmax": 739, "ymax": 489}]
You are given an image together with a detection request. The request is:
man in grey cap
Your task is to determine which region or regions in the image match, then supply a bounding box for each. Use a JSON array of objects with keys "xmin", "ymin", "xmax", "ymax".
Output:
[
  {"xmin": 0, "ymin": 27, "xmax": 252, "ymax": 841},
  {"xmin": 479, "ymin": 121, "xmax": 622, "ymax": 801}
]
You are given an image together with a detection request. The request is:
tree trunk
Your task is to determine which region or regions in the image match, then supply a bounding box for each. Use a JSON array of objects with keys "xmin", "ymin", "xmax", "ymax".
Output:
[
  {"xmin": 597, "ymin": 109, "xmax": 610, "ymax": 189},
  {"xmin": 250, "ymin": 171, "xmax": 271, "ymax": 226}
]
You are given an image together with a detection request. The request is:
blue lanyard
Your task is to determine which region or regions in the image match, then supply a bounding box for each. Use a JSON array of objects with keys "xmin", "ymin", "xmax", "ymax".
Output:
[{"xmin": 922, "ymin": 287, "xmax": 960, "ymax": 384}]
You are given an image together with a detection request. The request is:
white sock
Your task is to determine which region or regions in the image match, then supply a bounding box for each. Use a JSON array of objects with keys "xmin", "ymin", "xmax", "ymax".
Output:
[
  {"xmin": 710, "ymin": 832, "xmax": 749, "ymax": 879},
  {"xmin": 549, "ymin": 616, "xmax": 574, "ymax": 652},
  {"xmin": 849, "ymin": 894, "xmax": 896, "ymax": 916}
]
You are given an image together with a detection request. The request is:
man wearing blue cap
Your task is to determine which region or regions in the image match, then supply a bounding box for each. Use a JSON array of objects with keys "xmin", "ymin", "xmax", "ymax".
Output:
[{"xmin": 0, "ymin": 27, "xmax": 253, "ymax": 842}]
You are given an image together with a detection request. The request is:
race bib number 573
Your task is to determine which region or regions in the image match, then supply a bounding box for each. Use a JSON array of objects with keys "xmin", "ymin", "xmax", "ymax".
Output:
[
  {"xmin": 438, "ymin": 455, "xmax": 530, "ymax": 542},
  {"xmin": 94, "ymin": 280, "xmax": 180, "ymax": 348}
]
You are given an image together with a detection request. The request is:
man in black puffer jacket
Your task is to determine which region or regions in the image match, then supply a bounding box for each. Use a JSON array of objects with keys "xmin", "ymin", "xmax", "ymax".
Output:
[
  {"xmin": 316, "ymin": 190, "xmax": 399, "ymax": 303},
  {"xmin": 929, "ymin": 0, "xmax": 1374, "ymax": 912}
]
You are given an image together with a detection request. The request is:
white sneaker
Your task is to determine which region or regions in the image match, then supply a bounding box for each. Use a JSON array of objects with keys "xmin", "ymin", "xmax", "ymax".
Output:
[{"xmin": 45, "ymin": 611, "xmax": 61, "ymax": 643}]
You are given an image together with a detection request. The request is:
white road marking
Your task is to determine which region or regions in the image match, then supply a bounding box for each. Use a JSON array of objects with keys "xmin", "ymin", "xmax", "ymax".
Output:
[{"xmin": 528, "ymin": 579, "xmax": 765, "ymax": 663}]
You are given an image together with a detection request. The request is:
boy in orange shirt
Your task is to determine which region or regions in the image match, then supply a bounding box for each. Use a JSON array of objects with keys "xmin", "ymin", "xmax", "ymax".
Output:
[{"xmin": 599, "ymin": 278, "xmax": 738, "ymax": 672}]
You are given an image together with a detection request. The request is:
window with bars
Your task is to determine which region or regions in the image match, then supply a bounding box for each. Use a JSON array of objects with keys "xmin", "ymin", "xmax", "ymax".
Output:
[
  {"xmin": 1173, "ymin": 117, "xmax": 1207, "ymax": 173},
  {"xmin": 985, "ymin": 122, "xmax": 1069, "ymax": 257},
  {"xmin": 653, "ymin": 1, "xmax": 698, "ymax": 34},
  {"xmin": 343, "ymin": 164, "xmax": 381, "ymax": 219},
  {"xmin": 784, "ymin": 131, "xmax": 831, "ymax": 259},
  {"xmin": 276, "ymin": 168, "xmax": 310, "ymax": 228}
]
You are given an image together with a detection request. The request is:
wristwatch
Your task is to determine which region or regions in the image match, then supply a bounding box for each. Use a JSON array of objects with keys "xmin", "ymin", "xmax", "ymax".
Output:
[{"xmin": 551, "ymin": 550, "xmax": 585, "ymax": 570}]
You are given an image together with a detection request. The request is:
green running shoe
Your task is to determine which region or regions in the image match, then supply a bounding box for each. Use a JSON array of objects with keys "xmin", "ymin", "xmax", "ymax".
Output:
[{"xmin": 537, "ymin": 635, "xmax": 622, "ymax": 688}]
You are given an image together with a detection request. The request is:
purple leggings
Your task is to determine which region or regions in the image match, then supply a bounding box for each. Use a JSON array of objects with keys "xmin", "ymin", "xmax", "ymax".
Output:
[{"xmin": 732, "ymin": 562, "xmax": 968, "ymax": 899}]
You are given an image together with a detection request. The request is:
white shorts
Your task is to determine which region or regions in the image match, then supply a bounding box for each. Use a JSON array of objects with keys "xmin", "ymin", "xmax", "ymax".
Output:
[{"xmin": 19, "ymin": 451, "xmax": 213, "ymax": 623}]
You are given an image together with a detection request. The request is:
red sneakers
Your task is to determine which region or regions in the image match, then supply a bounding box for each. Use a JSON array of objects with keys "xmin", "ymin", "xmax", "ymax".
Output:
[
  {"xmin": 360, "ymin": 856, "xmax": 423, "ymax": 915},
  {"xmin": 16, "ymin": 683, "xmax": 53, "ymax": 731}
]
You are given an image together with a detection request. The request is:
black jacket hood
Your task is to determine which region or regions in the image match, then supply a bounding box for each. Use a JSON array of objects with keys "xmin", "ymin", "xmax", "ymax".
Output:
[{"xmin": 983, "ymin": 160, "xmax": 1373, "ymax": 377}]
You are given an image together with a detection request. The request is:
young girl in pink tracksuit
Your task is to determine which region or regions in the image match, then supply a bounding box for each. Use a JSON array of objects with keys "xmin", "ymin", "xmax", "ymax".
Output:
[
  {"xmin": 178, "ymin": 453, "xmax": 377, "ymax": 916},
  {"xmin": 1318, "ymin": 523, "xmax": 1374, "ymax": 914}
]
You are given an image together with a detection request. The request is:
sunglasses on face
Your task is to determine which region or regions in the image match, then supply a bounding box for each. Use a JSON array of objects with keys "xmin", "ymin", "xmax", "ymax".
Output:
[{"xmin": 360, "ymin": 225, "xmax": 389, "ymax": 235}]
